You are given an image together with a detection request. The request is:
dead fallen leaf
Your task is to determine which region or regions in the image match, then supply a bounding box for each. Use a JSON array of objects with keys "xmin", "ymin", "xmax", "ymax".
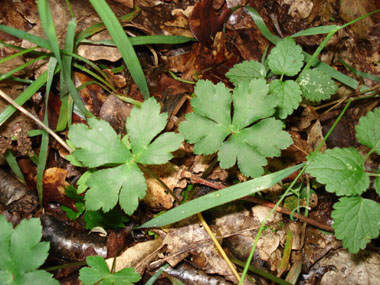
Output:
[{"xmin": 106, "ymin": 238, "xmax": 162, "ymax": 275}]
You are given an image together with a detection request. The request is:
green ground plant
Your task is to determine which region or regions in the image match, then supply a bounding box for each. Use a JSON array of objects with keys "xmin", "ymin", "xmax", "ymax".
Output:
[
  {"xmin": 307, "ymin": 107, "xmax": 380, "ymax": 253},
  {"xmin": 79, "ymin": 256, "xmax": 141, "ymax": 285},
  {"xmin": 0, "ymin": 215, "xmax": 58, "ymax": 285},
  {"xmin": 0, "ymin": 1, "xmax": 379, "ymax": 284}
]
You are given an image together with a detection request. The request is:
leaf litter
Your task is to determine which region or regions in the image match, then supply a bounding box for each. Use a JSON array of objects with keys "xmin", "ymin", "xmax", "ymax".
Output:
[{"xmin": 0, "ymin": 0, "xmax": 379, "ymax": 284}]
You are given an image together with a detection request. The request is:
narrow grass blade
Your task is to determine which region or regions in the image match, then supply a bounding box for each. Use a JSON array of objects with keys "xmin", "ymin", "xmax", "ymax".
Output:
[
  {"xmin": 0, "ymin": 70, "xmax": 52, "ymax": 126},
  {"xmin": 0, "ymin": 55, "xmax": 47, "ymax": 82},
  {"xmin": 81, "ymin": 35, "xmax": 196, "ymax": 46},
  {"xmin": 4, "ymin": 150, "xmax": 25, "ymax": 183},
  {"xmin": 37, "ymin": 0, "xmax": 62, "ymax": 67},
  {"xmin": 37, "ymin": 57, "xmax": 57, "ymax": 204},
  {"xmin": 0, "ymin": 47, "xmax": 37, "ymax": 65},
  {"xmin": 57, "ymin": 18, "xmax": 77, "ymax": 130},
  {"xmin": 291, "ymin": 25, "xmax": 340, "ymax": 37},
  {"xmin": 0, "ymin": 25, "xmax": 51, "ymax": 49},
  {"xmin": 89, "ymin": 0, "xmax": 150, "ymax": 99},
  {"xmin": 139, "ymin": 164, "xmax": 304, "ymax": 228},
  {"xmin": 75, "ymin": 6, "xmax": 141, "ymax": 44},
  {"xmin": 339, "ymin": 58, "xmax": 380, "ymax": 82}
]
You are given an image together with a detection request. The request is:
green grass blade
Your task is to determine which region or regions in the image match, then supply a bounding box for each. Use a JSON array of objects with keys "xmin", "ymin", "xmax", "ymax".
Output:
[
  {"xmin": 37, "ymin": 0, "xmax": 62, "ymax": 67},
  {"xmin": 0, "ymin": 70, "xmax": 53, "ymax": 126},
  {"xmin": 139, "ymin": 164, "xmax": 304, "ymax": 228},
  {"xmin": 36, "ymin": 57, "xmax": 58, "ymax": 204},
  {"xmin": 58, "ymin": 18, "xmax": 77, "ymax": 129},
  {"xmin": 0, "ymin": 25, "xmax": 51, "ymax": 49},
  {"xmin": 339, "ymin": 58, "xmax": 380, "ymax": 83},
  {"xmin": 75, "ymin": 6, "xmax": 141, "ymax": 44},
  {"xmin": 0, "ymin": 47, "xmax": 37, "ymax": 65},
  {"xmin": 89, "ymin": 0, "xmax": 150, "ymax": 99},
  {"xmin": 4, "ymin": 150, "xmax": 25, "ymax": 183},
  {"xmin": 73, "ymin": 63, "xmax": 113, "ymax": 91},
  {"xmin": 81, "ymin": 35, "xmax": 196, "ymax": 46},
  {"xmin": 0, "ymin": 55, "xmax": 47, "ymax": 82},
  {"xmin": 291, "ymin": 25, "xmax": 340, "ymax": 37}
]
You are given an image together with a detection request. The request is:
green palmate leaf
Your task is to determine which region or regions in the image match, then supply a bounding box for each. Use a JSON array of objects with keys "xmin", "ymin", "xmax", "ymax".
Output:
[
  {"xmin": 84, "ymin": 208, "xmax": 129, "ymax": 230},
  {"xmin": 231, "ymin": 79, "xmax": 275, "ymax": 130},
  {"xmin": 376, "ymin": 166, "xmax": 380, "ymax": 196},
  {"xmin": 84, "ymin": 157, "xmax": 145, "ymax": 215},
  {"xmin": 307, "ymin": 148, "xmax": 369, "ymax": 196},
  {"xmin": 79, "ymin": 256, "xmax": 141, "ymax": 285},
  {"xmin": 269, "ymin": 79, "xmax": 302, "ymax": 119},
  {"xmin": 267, "ymin": 37, "xmax": 304, "ymax": 76},
  {"xmin": 226, "ymin": 60, "xmax": 266, "ymax": 85},
  {"xmin": 69, "ymin": 118, "xmax": 132, "ymax": 168},
  {"xmin": 179, "ymin": 79, "xmax": 292, "ymax": 177},
  {"xmin": 126, "ymin": 98, "xmax": 183, "ymax": 162},
  {"xmin": 0, "ymin": 215, "xmax": 58, "ymax": 285},
  {"xmin": 298, "ymin": 68, "xmax": 338, "ymax": 101},
  {"xmin": 220, "ymin": 118, "xmax": 292, "ymax": 177},
  {"xmin": 68, "ymin": 98, "xmax": 183, "ymax": 215},
  {"xmin": 355, "ymin": 107, "xmax": 380, "ymax": 155},
  {"xmin": 332, "ymin": 197, "xmax": 380, "ymax": 254},
  {"xmin": 178, "ymin": 80, "xmax": 231, "ymax": 155}
]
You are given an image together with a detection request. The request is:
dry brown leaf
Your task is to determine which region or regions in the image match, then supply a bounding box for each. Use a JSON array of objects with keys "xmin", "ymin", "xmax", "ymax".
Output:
[
  {"xmin": 143, "ymin": 163, "xmax": 187, "ymax": 210},
  {"xmin": 106, "ymin": 238, "xmax": 162, "ymax": 275}
]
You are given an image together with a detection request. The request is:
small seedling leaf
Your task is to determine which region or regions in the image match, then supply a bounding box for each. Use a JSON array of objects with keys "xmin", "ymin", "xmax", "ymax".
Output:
[
  {"xmin": 269, "ymin": 79, "xmax": 302, "ymax": 119},
  {"xmin": 298, "ymin": 68, "xmax": 338, "ymax": 102},
  {"xmin": 332, "ymin": 197, "xmax": 380, "ymax": 254},
  {"xmin": 0, "ymin": 215, "xmax": 58, "ymax": 284},
  {"xmin": 307, "ymin": 147, "xmax": 369, "ymax": 196},
  {"xmin": 79, "ymin": 256, "xmax": 141, "ymax": 285},
  {"xmin": 226, "ymin": 60, "xmax": 266, "ymax": 85},
  {"xmin": 267, "ymin": 37, "xmax": 304, "ymax": 76},
  {"xmin": 355, "ymin": 107, "xmax": 380, "ymax": 155}
]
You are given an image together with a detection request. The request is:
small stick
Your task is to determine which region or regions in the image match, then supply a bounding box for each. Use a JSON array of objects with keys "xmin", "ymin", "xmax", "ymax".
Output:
[
  {"xmin": 0, "ymin": 88, "xmax": 72, "ymax": 153},
  {"xmin": 185, "ymin": 172, "xmax": 334, "ymax": 233}
]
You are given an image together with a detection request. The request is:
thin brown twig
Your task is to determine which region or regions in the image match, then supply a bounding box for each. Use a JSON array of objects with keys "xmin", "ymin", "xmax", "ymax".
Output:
[
  {"xmin": 0, "ymin": 88, "xmax": 72, "ymax": 153},
  {"xmin": 187, "ymin": 172, "xmax": 334, "ymax": 233}
]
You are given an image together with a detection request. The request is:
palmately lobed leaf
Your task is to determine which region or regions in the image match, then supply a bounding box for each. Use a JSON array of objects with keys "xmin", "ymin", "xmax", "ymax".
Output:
[
  {"xmin": 297, "ymin": 68, "xmax": 337, "ymax": 102},
  {"xmin": 376, "ymin": 166, "xmax": 380, "ymax": 196},
  {"xmin": 179, "ymin": 112, "xmax": 230, "ymax": 155},
  {"xmin": 68, "ymin": 118, "xmax": 132, "ymax": 168},
  {"xmin": 226, "ymin": 60, "xmax": 266, "ymax": 85},
  {"xmin": 232, "ymin": 79, "xmax": 276, "ymax": 130},
  {"xmin": 79, "ymin": 256, "xmax": 141, "ymax": 285},
  {"xmin": 191, "ymin": 80, "xmax": 232, "ymax": 126},
  {"xmin": 0, "ymin": 215, "xmax": 59, "ymax": 284},
  {"xmin": 85, "ymin": 163, "xmax": 147, "ymax": 215},
  {"xmin": 126, "ymin": 97, "xmax": 168, "ymax": 155},
  {"xmin": 332, "ymin": 197, "xmax": 380, "ymax": 254},
  {"xmin": 219, "ymin": 118, "xmax": 292, "ymax": 178},
  {"xmin": 136, "ymin": 132, "xmax": 184, "ymax": 164},
  {"xmin": 269, "ymin": 79, "xmax": 302, "ymax": 119},
  {"xmin": 267, "ymin": 37, "xmax": 304, "ymax": 76},
  {"xmin": 307, "ymin": 147, "xmax": 369, "ymax": 196},
  {"xmin": 355, "ymin": 107, "xmax": 380, "ymax": 155}
]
